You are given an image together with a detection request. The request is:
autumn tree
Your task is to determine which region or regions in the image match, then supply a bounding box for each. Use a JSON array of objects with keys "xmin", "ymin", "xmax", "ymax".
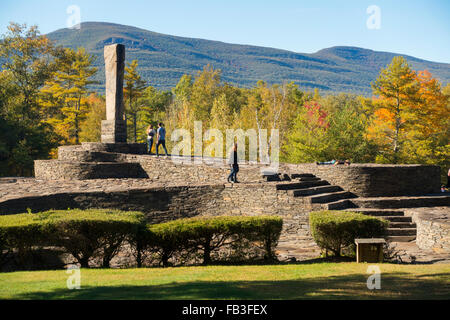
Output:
[
  {"xmin": 285, "ymin": 93, "xmax": 377, "ymax": 164},
  {"xmin": 240, "ymin": 81, "xmax": 301, "ymax": 161},
  {"xmin": 0, "ymin": 23, "xmax": 55, "ymax": 122},
  {"xmin": 190, "ymin": 64, "xmax": 221, "ymax": 124},
  {"xmin": 124, "ymin": 60, "xmax": 147, "ymax": 142},
  {"xmin": 79, "ymin": 93, "xmax": 106, "ymax": 143},
  {"xmin": 0, "ymin": 23, "xmax": 58, "ymax": 175},
  {"xmin": 40, "ymin": 47, "xmax": 98, "ymax": 145},
  {"xmin": 369, "ymin": 56, "xmax": 420, "ymax": 163},
  {"xmin": 284, "ymin": 100, "xmax": 329, "ymax": 163},
  {"xmin": 140, "ymin": 86, "xmax": 171, "ymax": 125},
  {"xmin": 403, "ymin": 71, "xmax": 449, "ymax": 180}
]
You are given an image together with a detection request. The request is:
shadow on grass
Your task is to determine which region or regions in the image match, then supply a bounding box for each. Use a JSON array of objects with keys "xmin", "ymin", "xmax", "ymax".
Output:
[{"xmin": 12, "ymin": 272, "xmax": 450, "ymax": 300}]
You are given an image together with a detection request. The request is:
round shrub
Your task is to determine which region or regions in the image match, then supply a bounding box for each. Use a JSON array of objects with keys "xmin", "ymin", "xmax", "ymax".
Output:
[{"xmin": 309, "ymin": 210, "xmax": 388, "ymax": 257}]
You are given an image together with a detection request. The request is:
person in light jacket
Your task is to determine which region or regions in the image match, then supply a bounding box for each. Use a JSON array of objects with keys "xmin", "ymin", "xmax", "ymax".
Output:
[{"xmin": 227, "ymin": 143, "xmax": 240, "ymax": 183}]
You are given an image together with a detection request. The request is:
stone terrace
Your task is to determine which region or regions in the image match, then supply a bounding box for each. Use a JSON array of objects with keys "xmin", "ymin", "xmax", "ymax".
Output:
[{"xmin": 2, "ymin": 150, "xmax": 450, "ymax": 263}]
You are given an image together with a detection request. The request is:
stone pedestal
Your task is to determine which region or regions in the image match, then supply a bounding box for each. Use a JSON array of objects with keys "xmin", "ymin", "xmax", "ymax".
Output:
[
  {"xmin": 101, "ymin": 120, "xmax": 127, "ymax": 143},
  {"xmin": 101, "ymin": 44, "xmax": 127, "ymax": 143}
]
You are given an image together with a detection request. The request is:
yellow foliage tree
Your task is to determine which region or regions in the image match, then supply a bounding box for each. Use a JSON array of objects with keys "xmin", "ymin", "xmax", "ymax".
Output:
[
  {"xmin": 368, "ymin": 56, "xmax": 420, "ymax": 163},
  {"xmin": 40, "ymin": 47, "xmax": 98, "ymax": 145},
  {"xmin": 79, "ymin": 93, "xmax": 106, "ymax": 143},
  {"xmin": 124, "ymin": 60, "xmax": 147, "ymax": 143}
]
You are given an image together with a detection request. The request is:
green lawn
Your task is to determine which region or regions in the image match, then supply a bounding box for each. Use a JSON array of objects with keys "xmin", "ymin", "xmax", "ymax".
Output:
[{"xmin": 0, "ymin": 263, "xmax": 449, "ymax": 300}]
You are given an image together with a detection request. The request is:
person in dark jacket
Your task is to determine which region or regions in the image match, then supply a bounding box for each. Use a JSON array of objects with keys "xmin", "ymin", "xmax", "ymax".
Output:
[
  {"xmin": 146, "ymin": 125, "xmax": 156, "ymax": 155},
  {"xmin": 227, "ymin": 143, "xmax": 240, "ymax": 183},
  {"xmin": 156, "ymin": 123, "xmax": 168, "ymax": 157}
]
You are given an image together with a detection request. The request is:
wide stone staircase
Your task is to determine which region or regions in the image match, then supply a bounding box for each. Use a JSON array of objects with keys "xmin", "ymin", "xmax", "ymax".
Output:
[
  {"xmin": 345, "ymin": 208, "xmax": 416, "ymax": 242},
  {"xmin": 272, "ymin": 173, "xmax": 357, "ymax": 209},
  {"xmin": 266, "ymin": 172, "xmax": 450, "ymax": 243}
]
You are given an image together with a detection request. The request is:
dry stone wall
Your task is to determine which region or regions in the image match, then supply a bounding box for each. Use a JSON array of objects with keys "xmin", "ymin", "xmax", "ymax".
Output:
[
  {"xmin": 408, "ymin": 207, "xmax": 450, "ymax": 252},
  {"xmin": 34, "ymin": 160, "xmax": 147, "ymax": 180},
  {"xmin": 282, "ymin": 163, "xmax": 441, "ymax": 197},
  {"xmin": 35, "ymin": 144, "xmax": 441, "ymax": 198},
  {"xmin": 0, "ymin": 183, "xmax": 317, "ymax": 248}
]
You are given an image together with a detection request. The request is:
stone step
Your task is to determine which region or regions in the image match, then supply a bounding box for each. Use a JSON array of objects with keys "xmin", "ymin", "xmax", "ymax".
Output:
[
  {"xmin": 81, "ymin": 142, "xmax": 147, "ymax": 154},
  {"xmin": 291, "ymin": 185, "xmax": 342, "ymax": 197},
  {"xmin": 264, "ymin": 173, "xmax": 292, "ymax": 182},
  {"xmin": 387, "ymin": 228, "xmax": 417, "ymax": 236},
  {"xmin": 350, "ymin": 195, "xmax": 450, "ymax": 209},
  {"xmin": 296, "ymin": 177, "xmax": 321, "ymax": 182},
  {"xmin": 388, "ymin": 222, "xmax": 416, "ymax": 228},
  {"xmin": 325, "ymin": 199, "xmax": 356, "ymax": 210},
  {"xmin": 386, "ymin": 236, "xmax": 416, "ymax": 242},
  {"xmin": 382, "ymin": 216, "xmax": 413, "ymax": 223},
  {"xmin": 345, "ymin": 208, "xmax": 405, "ymax": 217},
  {"xmin": 264, "ymin": 174, "xmax": 282, "ymax": 182},
  {"xmin": 59, "ymin": 149, "xmax": 124, "ymax": 163},
  {"xmin": 291, "ymin": 173, "xmax": 315, "ymax": 179},
  {"xmin": 276, "ymin": 180, "xmax": 329, "ymax": 190},
  {"xmin": 309, "ymin": 191, "xmax": 357, "ymax": 204}
]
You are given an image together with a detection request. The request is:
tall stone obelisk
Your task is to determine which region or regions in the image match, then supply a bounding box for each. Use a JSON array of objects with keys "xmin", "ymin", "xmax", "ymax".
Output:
[{"xmin": 101, "ymin": 44, "xmax": 127, "ymax": 143}]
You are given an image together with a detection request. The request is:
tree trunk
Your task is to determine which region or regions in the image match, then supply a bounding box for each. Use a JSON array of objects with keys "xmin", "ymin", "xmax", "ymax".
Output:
[
  {"xmin": 75, "ymin": 115, "xmax": 79, "ymax": 145},
  {"xmin": 136, "ymin": 250, "xmax": 142, "ymax": 268},
  {"xmin": 161, "ymin": 250, "xmax": 170, "ymax": 268},
  {"xmin": 79, "ymin": 257, "xmax": 90, "ymax": 268},
  {"xmin": 102, "ymin": 255, "xmax": 112, "ymax": 268},
  {"xmin": 203, "ymin": 240, "xmax": 212, "ymax": 266},
  {"xmin": 134, "ymin": 114, "xmax": 137, "ymax": 143},
  {"xmin": 264, "ymin": 234, "xmax": 274, "ymax": 261}
]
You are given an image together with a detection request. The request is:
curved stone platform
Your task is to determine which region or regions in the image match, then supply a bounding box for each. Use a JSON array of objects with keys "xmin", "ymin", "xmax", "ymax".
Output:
[
  {"xmin": 35, "ymin": 160, "xmax": 148, "ymax": 180},
  {"xmin": 34, "ymin": 144, "xmax": 443, "ymax": 199},
  {"xmin": 407, "ymin": 207, "xmax": 450, "ymax": 252}
]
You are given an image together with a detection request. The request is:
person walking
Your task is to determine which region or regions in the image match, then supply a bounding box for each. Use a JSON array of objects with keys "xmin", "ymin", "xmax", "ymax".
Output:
[
  {"xmin": 227, "ymin": 143, "xmax": 240, "ymax": 183},
  {"xmin": 156, "ymin": 122, "xmax": 169, "ymax": 157},
  {"xmin": 146, "ymin": 124, "xmax": 156, "ymax": 155}
]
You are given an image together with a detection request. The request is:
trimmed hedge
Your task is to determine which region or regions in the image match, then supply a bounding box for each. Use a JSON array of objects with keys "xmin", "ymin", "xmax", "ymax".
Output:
[
  {"xmin": 0, "ymin": 213, "xmax": 47, "ymax": 267},
  {"xmin": 144, "ymin": 216, "xmax": 283, "ymax": 266},
  {"xmin": 309, "ymin": 211, "xmax": 388, "ymax": 257},
  {"xmin": 0, "ymin": 210, "xmax": 145, "ymax": 268},
  {"xmin": 0, "ymin": 211, "xmax": 283, "ymax": 268}
]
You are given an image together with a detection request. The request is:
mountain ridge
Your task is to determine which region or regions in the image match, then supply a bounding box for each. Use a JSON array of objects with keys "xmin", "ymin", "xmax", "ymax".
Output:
[{"xmin": 46, "ymin": 22, "xmax": 450, "ymax": 95}]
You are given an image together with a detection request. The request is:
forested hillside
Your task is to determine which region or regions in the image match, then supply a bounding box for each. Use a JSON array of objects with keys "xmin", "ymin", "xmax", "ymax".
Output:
[{"xmin": 47, "ymin": 22, "xmax": 450, "ymax": 95}]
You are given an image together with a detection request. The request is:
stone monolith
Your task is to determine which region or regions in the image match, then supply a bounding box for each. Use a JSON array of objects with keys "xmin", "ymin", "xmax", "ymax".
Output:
[{"xmin": 101, "ymin": 44, "xmax": 127, "ymax": 143}]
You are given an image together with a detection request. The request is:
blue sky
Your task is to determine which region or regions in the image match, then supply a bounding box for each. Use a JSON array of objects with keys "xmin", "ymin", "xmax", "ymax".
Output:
[{"xmin": 1, "ymin": 0, "xmax": 449, "ymax": 63}]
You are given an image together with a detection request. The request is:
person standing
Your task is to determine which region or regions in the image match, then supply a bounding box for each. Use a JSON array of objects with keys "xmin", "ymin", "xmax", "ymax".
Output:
[
  {"xmin": 156, "ymin": 122, "xmax": 168, "ymax": 157},
  {"xmin": 146, "ymin": 125, "xmax": 156, "ymax": 155},
  {"xmin": 227, "ymin": 143, "xmax": 240, "ymax": 183}
]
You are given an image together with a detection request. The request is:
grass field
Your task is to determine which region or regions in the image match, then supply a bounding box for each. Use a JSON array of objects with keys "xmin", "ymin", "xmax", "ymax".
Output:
[{"xmin": 0, "ymin": 263, "xmax": 449, "ymax": 300}]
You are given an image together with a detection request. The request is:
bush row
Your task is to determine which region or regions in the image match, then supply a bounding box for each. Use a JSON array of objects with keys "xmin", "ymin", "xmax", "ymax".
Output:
[
  {"xmin": 309, "ymin": 210, "xmax": 388, "ymax": 257},
  {"xmin": 0, "ymin": 210, "xmax": 283, "ymax": 268}
]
